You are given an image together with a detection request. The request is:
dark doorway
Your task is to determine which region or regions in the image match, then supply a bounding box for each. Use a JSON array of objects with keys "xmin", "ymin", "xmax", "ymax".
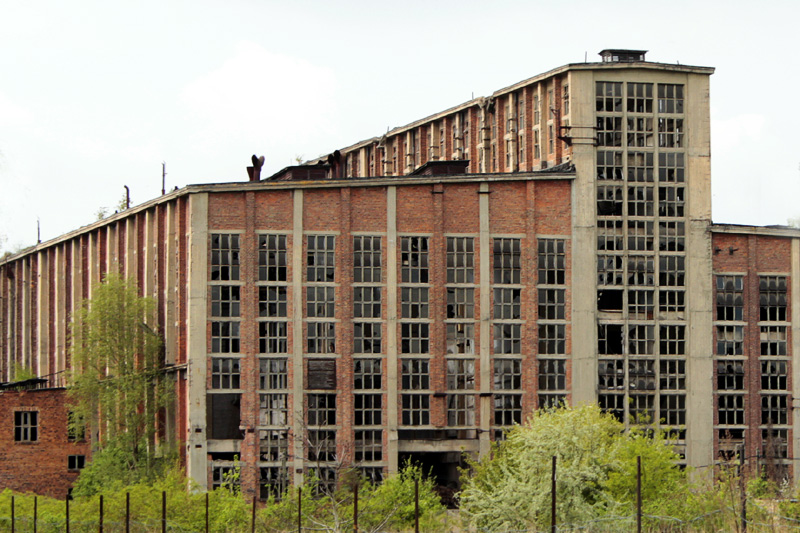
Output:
[{"xmin": 399, "ymin": 451, "xmax": 466, "ymax": 508}]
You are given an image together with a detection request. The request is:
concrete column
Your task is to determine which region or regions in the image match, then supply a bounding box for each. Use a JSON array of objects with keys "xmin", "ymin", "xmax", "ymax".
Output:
[
  {"xmin": 791, "ymin": 238, "xmax": 800, "ymax": 478},
  {"xmin": 54, "ymin": 244, "xmax": 66, "ymax": 374},
  {"xmin": 386, "ymin": 186, "xmax": 399, "ymax": 473},
  {"xmin": 21, "ymin": 257, "xmax": 30, "ymax": 371},
  {"xmin": 292, "ymin": 190, "xmax": 305, "ymax": 486},
  {"xmin": 186, "ymin": 193, "xmax": 209, "ymax": 489},
  {"xmin": 36, "ymin": 250, "xmax": 49, "ymax": 377},
  {"xmin": 165, "ymin": 202, "xmax": 178, "ymax": 365},
  {"xmin": 478, "ymin": 182, "xmax": 492, "ymax": 456}
]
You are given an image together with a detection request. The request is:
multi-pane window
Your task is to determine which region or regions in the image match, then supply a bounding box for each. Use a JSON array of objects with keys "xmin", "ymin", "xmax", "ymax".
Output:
[
  {"xmin": 761, "ymin": 326, "xmax": 787, "ymax": 356},
  {"xmin": 598, "ymin": 255, "xmax": 624, "ymax": 286},
  {"xmin": 718, "ymin": 395, "xmax": 745, "ymax": 425},
  {"xmin": 597, "ymin": 151, "xmax": 623, "ymax": 181},
  {"xmin": 538, "ymin": 324, "xmax": 566, "ymax": 355},
  {"xmin": 627, "ymin": 117, "xmax": 654, "ymax": 147},
  {"xmin": 493, "ymin": 359, "xmax": 521, "ymax": 390},
  {"xmin": 259, "ymin": 322, "xmax": 288, "ymax": 354},
  {"xmin": 760, "ymin": 276, "xmax": 787, "ymax": 322},
  {"xmin": 628, "ymin": 289, "xmax": 653, "ymax": 318},
  {"xmin": 446, "ymin": 323, "xmax": 475, "ymax": 355},
  {"xmin": 494, "ymin": 323, "xmax": 521, "ymax": 354},
  {"xmin": 446, "ymin": 359, "xmax": 475, "ymax": 390},
  {"xmin": 596, "ymin": 116, "xmax": 623, "ymax": 147},
  {"xmin": 355, "ymin": 430, "xmax": 383, "ymax": 462},
  {"xmin": 259, "ymin": 358, "xmax": 288, "ymax": 390},
  {"xmin": 307, "ymin": 235, "xmax": 335, "ymax": 282},
  {"xmin": 259, "ymin": 286, "xmax": 287, "ymax": 318},
  {"xmin": 629, "ymin": 394, "xmax": 655, "ymax": 424},
  {"xmin": 762, "ymin": 429, "xmax": 788, "ymax": 459},
  {"xmin": 761, "ymin": 395, "xmax": 788, "ymax": 425},
  {"xmin": 258, "ymin": 234, "xmax": 287, "ymax": 282},
  {"xmin": 354, "ymin": 394, "xmax": 382, "ymax": 426},
  {"xmin": 657, "ymin": 84, "xmax": 684, "ymax": 114},
  {"xmin": 447, "ymin": 394, "xmax": 475, "ymax": 426},
  {"xmin": 211, "ymin": 322, "xmax": 240, "ymax": 353},
  {"xmin": 493, "ymin": 238, "xmax": 521, "ymax": 284},
  {"xmin": 658, "ymin": 186, "xmax": 684, "ymax": 217},
  {"xmin": 717, "ymin": 360, "xmax": 745, "ymax": 390},
  {"xmin": 401, "ymin": 237, "xmax": 429, "ymax": 283},
  {"xmin": 354, "ymin": 323, "xmax": 381, "ymax": 354},
  {"xmin": 628, "ymin": 325, "xmax": 654, "ymax": 355},
  {"xmin": 659, "ymin": 325, "xmax": 685, "ymax": 355},
  {"xmin": 596, "ymin": 82, "xmax": 622, "ymax": 112},
  {"xmin": 657, "ymin": 118, "xmax": 683, "ymax": 148},
  {"xmin": 716, "ymin": 276, "xmax": 743, "ymax": 321},
  {"xmin": 260, "ymin": 394, "xmax": 288, "ymax": 426},
  {"xmin": 211, "ymin": 358, "xmax": 241, "ymax": 389},
  {"xmin": 353, "ymin": 236, "xmax": 381, "ymax": 283},
  {"xmin": 538, "ymin": 239, "xmax": 566, "ymax": 284},
  {"xmin": 660, "ymin": 395, "xmax": 685, "ymax": 426},
  {"xmin": 628, "ymin": 255, "xmax": 654, "ymax": 286},
  {"xmin": 659, "ymin": 289, "xmax": 685, "ymax": 314},
  {"xmin": 447, "ymin": 288, "xmax": 474, "ymax": 319},
  {"xmin": 401, "ymin": 287, "xmax": 429, "ymax": 319},
  {"xmin": 307, "ymin": 322, "xmax": 336, "ymax": 354},
  {"xmin": 260, "ymin": 466, "xmax": 289, "ymax": 500},
  {"xmin": 447, "ymin": 237, "xmax": 474, "ymax": 283},
  {"xmin": 659, "ymin": 221, "xmax": 685, "ymax": 252},
  {"xmin": 211, "ymin": 234, "xmax": 240, "ymax": 281},
  {"xmin": 658, "ymin": 152, "xmax": 685, "ymax": 182},
  {"xmin": 538, "ymin": 359, "xmax": 566, "ymax": 390},
  {"xmin": 761, "ymin": 360, "xmax": 787, "ymax": 390},
  {"xmin": 401, "ymin": 323, "xmax": 429, "ymax": 354},
  {"xmin": 628, "ymin": 220, "xmax": 654, "ymax": 251},
  {"xmin": 533, "ymin": 93, "xmax": 540, "ymax": 125},
  {"xmin": 14, "ymin": 411, "xmax": 37, "ymax": 442},
  {"xmin": 260, "ymin": 429, "xmax": 289, "ymax": 460},
  {"xmin": 660, "ymin": 359, "xmax": 686, "ymax": 390},
  {"xmin": 597, "ymin": 220, "xmax": 623, "ymax": 251},
  {"xmin": 307, "ymin": 287, "xmax": 335, "ymax": 318},
  {"xmin": 401, "ymin": 359, "xmax": 430, "ymax": 390},
  {"xmin": 598, "ymin": 183, "xmax": 623, "ymax": 218},
  {"xmin": 307, "ymin": 394, "xmax": 336, "ymax": 426},
  {"xmin": 68, "ymin": 455, "xmax": 86, "ymax": 471},
  {"xmin": 659, "ymin": 256, "xmax": 685, "ymax": 286},
  {"xmin": 538, "ymin": 289, "xmax": 565, "ymax": 320},
  {"xmin": 353, "ymin": 287, "xmax": 381, "ymax": 318},
  {"xmin": 354, "ymin": 359, "xmax": 382, "ymax": 390},
  {"xmin": 401, "ymin": 395, "xmax": 430, "ymax": 425},
  {"xmin": 307, "ymin": 430, "xmax": 336, "ymax": 461},
  {"xmin": 628, "ymin": 185, "xmax": 654, "ymax": 217},
  {"xmin": 627, "ymin": 83, "xmax": 653, "ymax": 113},
  {"xmin": 211, "ymin": 286, "xmax": 240, "ymax": 317},
  {"xmin": 493, "ymin": 288, "xmax": 521, "ymax": 319},
  {"xmin": 493, "ymin": 395, "xmax": 522, "ymax": 426}
]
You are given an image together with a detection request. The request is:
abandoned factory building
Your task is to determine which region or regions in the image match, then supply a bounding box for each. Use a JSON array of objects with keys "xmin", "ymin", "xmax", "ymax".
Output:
[{"xmin": 1, "ymin": 49, "xmax": 798, "ymax": 499}]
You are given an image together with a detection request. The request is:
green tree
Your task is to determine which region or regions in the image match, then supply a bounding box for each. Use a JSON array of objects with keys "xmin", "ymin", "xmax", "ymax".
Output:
[{"xmin": 68, "ymin": 272, "xmax": 173, "ymax": 496}]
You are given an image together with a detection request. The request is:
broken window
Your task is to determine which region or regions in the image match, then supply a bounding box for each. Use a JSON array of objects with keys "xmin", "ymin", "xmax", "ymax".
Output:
[
  {"xmin": 493, "ymin": 288, "xmax": 521, "ymax": 319},
  {"xmin": 493, "ymin": 238, "xmax": 521, "ymax": 284},
  {"xmin": 493, "ymin": 359, "xmax": 522, "ymax": 390},
  {"xmin": 761, "ymin": 395, "xmax": 788, "ymax": 425},
  {"xmin": 355, "ymin": 430, "xmax": 383, "ymax": 462},
  {"xmin": 447, "ymin": 287, "xmax": 475, "ymax": 319},
  {"xmin": 717, "ymin": 395, "xmax": 745, "ymax": 425},
  {"xmin": 760, "ymin": 326, "xmax": 787, "ymax": 356},
  {"xmin": 716, "ymin": 326, "xmax": 744, "ymax": 356},
  {"xmin": 628, "ymin": 185, "xmax": 654, "ymax": 217},
  {"xmin": 538, "ymin": 289, "xmax": 565, "ymax": 320},
  {"xmin": 597, "ymin": 220, "xmax": 624, "ymax": 251},
  {"xmin": 717, "ymin": 360, "xmax": 745, "ymax": 390},
  {"xmin": 14, "ymin": 411, "xmax": 38, "ymax": 442},
  {"xmin": 307, "ymin": 322, "xmax": 336, "ymax": 354},
  {"xmin": 494, "ymin": 323, "xmax": 521, "ymax": 354},
  {"xmin": 67, "ymin": 412, "xmax": 86, "ymax": 442},
  {"xmin": 211, "ymin": 358, "xmax": 241, "ymax": 389},
  {"xmin": 658, "ymin": 152, "xmax": 685, "ymax": 183},
  {"xmin": 258, "ymin": 234, "xmax": 287, "ymax": 282},
  {"xmin": 598, "ymin": 255, "xmax": 624, "ymax": 286},
  {"xmin": 629, "ymin": 359, "xmax": 655, "ymax": 391},
  {"xmin": 211, "ymin": 285, "xmax": 240, "ymax": 317},
  {"xmin": 307, "ymin": 394, "xmax": 336, "ymax": 426},
  {"xmin": 540, "ymin": 394, "xmax": 566, "ymax": 409},
  {"xmin": 538, "ymin": 239, "xmax": 566, "ymax": 284},
  {"xmin": 659, "ymin": 221, "xmax": 685, "ymax": 252},
  {"xmin": 307, "ymin": 287, "xmax": 335, "ymax": 318},
  {"xmin": 533, "ymin": 93, "xmax": 541, "ymax": 125},
  {"xmin": 658, "ymin": 186, "xmax": 685, "ymax": 217},
  {"xmin": 562, "ymin": 85, "xmax": 569, "ymax": 116},
  {"xmin": 596, "ymin": 81, "xmax": 622, "ymax": 112},
  {"xmin": 307, "ymin": 359, "xmax": 336, "ymax": 390},
  {"xmin": 259, "ymin": 286, "xmax": 287, "ymax": 318},
  {"xmin": 401, "ymin": 394, "xmax": 430, "ymax": 425},
  {"xmin": 259, "ymin": 430, "xmax": 289, "ymax": 461},
  {"xmin": 596, "ymin": 116, "xmax": 623, "ymax": 147},
  {"xmin": 212, "ymin": 464, "xmax": 239, "ymax": 490},
  {"xmin": 210, "ymin": 233, "xmax": 240, "ymax": 281},
  {"xmin": 207, "ymin": 394, "xmax": 241, "ymax": 440},
  {"xmin": 627, "ymin": 82, "xmax": 653, "ymax": 113},
  {"xmin": 716, "ymin": 275, "xmax": 744, "ymax": 321},
  {"xmin": 599, "ymin": 360, "xmax": 624, "ymax": 389},
  {"xmin": 354, "ymin": 287, "xmax": 381, "ymax": 318},
  {"xmin": 628, "ymin": 220, "xmax": 654, "ymax": 251},
  {"xmin": 354, "ymin": 359, "xmax": 382, "ymax": 391},
  {"xmin": 629, "ymin": 394, "xmax": 655, "ymax": 424},
  {"xmin": 401, "ymin": 323, "xmax": 429, "ymax": 354},
  {"xmin": 211, "ymin": 322, "xmax": 240, "ymax": 353},
  {"xmin": 762, "ymin": 428, "xmax": 788, "ymax": 459},
  {"xmin": 538, "ymin": 359, "xmax": 566, "ymax": 390},
  {"xmin": 599, "ymin": 393, "xmax": 625, "ymax": 422},
  {"xmin": 259, "ymin": 393, "xmax": 288, "ymax": 426},
  {"xmin": 447, "ymin": 359, "xmax": 475, "ymax": 390},
  {"xmin": 659, "ymin": 289, "xmax": 685, "ymax": 315},
  {"xmin": 660, "ymin": 394, "xmax": 686, "ymax": 426},
  {"xmin": 447, "ymin": 394, "xmax": 476, "ymax": 426},
  {"xmin": 401, "ymin": 287, "xmax": 429, "ymax": 319},
  {"xmin": 659, "ymin": 325, "xmax": 686, "ymax": 355},
  {"xmin": 354, "ymin": 323, "xmax": 382, "ymax": 354},
  {"xmin": 446, "ymin": 323, "xmax": 475, "ymax": 355},
  {"xmin": 446, "ymin": 237, "xmax": 474, "ymax": 283},
  {"xmin": 260, "ymin": 466, "xmax": 289, "ymax": 500},
  {"xmin": 660, "ymin": 359, "xmax": 686, "ymax": 390},
  {"xmin": 68, "ymin": 455, "xmax": 86, "ymax": 471},
  {"xmin": 657, "ymin": 84, "xmax": 684, "ymax": 114},
  {"xmin": 657, "ymin": 118, "xmax": 683, "ymax": 148},
  {"xmin": 401, "ymin": 359, "xmax": 430, "ymax": 390},
  {"xmin": 759, "ymin": 276, "xmax": 787, "ymax": 322},
  {"xmin": 628, "ymin": 325, "xmax": 655, "ymax": 355},
  {"xmin": 534, "ymin": 129, "xmax": 540, "ymax": 159},
  {"xmin": 626, "ymin": 117, "xmax": 654, "ymax": 147},
  {"xmin": 597, "ymin": 184, "xmax": 624, "ymax": 216},
  {"xmin": 597, "ymin": 151, "xmax": 623, "ymax": 181},
  {"xmin": 628, "ymin": 255, "xmax": 655, "ymax": 286},
  {"xmin": 307, "ymin": 430, "xmax": 336, "ymax": 461},
  {"xmin": 307, "ymin": 235, "xmax": 335, "ymax": 282},
  {"xmin": 354, "ymin": 394, "xmax": 382, "ymax": 426},
  {"xmin": 658, "ymin": 256, "xmax": 685, "ymax": 286},
  {"xmin": 353, "ymin": 235, "xmax": 382, "ymax": 283},
  {"xmin": 401, "ymin": 237, "xmax": 429, "ymax": 283},
  {"xmin": 493, "ymin": 394, "xmax": 522, "ymax": 426},
  {"xmin": 761, "ymin": 360, "xmax": 787, "ymax": 391},
  {"xmin": 628, "ymin": 289, "xmax": 654, "ymax": 318},
  {"xmin": 259, "ymin": 321, "xmax": 288, "ymax": 354},
  {"xmin": 598, "ymin": 324, "xmax": 624, "ymax": 355},
  {"xmin": 538, "ymin": 324, "xmax": 565, "ymax": 355}
]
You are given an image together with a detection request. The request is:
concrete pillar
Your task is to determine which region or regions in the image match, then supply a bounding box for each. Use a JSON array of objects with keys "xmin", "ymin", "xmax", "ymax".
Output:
[
  {"xmin": 291, "ymin": 189, "xmax": 305, "ymax": 486},
  {"xmin": 791, "ymin": 238, "xmax": 800, "ymax": 479},
  {"xmin": 386, "ymin": 186, "xmax": 399, "ymax": 473},
  {"xmin": 478, "ymin": 182, "xmax": 492, "ymax": 455}
]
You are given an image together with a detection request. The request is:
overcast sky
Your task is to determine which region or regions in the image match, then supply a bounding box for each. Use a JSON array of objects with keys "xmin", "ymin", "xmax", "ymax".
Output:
[{"xmin": 1, "ymin": 0, "xmax": 798, "ymax": 253}]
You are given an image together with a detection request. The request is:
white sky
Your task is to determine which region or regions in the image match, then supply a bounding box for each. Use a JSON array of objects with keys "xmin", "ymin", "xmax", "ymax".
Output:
[{"xmin": 1, "ymin": 0, "xmax": 799, "ymax": 253}]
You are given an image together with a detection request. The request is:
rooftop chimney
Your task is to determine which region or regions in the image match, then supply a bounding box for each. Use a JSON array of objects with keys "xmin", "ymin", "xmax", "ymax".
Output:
[{"xmin": 247, "ymin": 155, "xmax": 265, "ymax": 181}]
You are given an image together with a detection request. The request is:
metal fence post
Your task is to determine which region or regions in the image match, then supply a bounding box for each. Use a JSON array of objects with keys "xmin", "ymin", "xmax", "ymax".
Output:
[
  {"xmin": 551, "ymin": 456, "xmax": 557, "ymax": 533},
  {"xmin": 353, "ymin": 483, "xmax": 358, "ymax": 533},
  {"xmin": 126, "ymin": 492, "xmax": 130, "ymax": 533},
  {"xmin": 206, "ymin": 492, "xmax": 209, "ymax": 533},
  {"xmin": 298, "ymin": 487, "xmax": 302, "ymax": 533},
  {"xmin": 162, "ymin": 490, "xmax": 167, "ymax": 533},
  {"xmin": 33, "ymin": 496, "xmax": 37, "ymax": 533},
  {"xmin": 251, "ymin": 495, "xmax": 257, "ymax": 533},
  {"xmin": 99, "ymin": 494, "xmax": 104, "ymax": 533},
  {"xmin": 414, "ymin": 477, "xmax": 419, "ymax": 533},
  {"xmin": 66, "ymin": 495, "xmax": 70, "ymax": 533},
  {"xmin": 637, "ymin": 456, "xmax": 642, "ymax": 533}
]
